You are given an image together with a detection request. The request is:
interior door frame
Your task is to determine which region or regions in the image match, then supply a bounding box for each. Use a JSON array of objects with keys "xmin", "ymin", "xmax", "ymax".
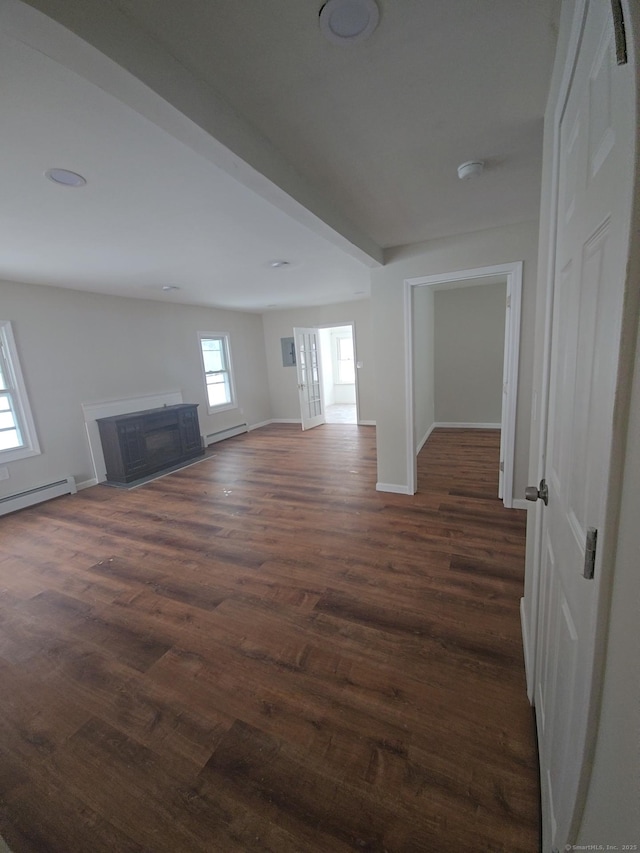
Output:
[{"xmin": 403, "ymin": 261, "xmax": 522, "ymax": 505}]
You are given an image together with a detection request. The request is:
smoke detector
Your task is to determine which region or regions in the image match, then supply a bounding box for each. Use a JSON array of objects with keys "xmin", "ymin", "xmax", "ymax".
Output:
[{"xmin": 457, "ymin": 161, "xmax": 485, "ymax": 181}]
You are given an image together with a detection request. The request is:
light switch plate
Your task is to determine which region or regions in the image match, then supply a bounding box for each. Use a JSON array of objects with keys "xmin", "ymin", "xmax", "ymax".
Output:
[{"xmin": 0, "ymin": 466, "xmax": 9, "ymax": 481}]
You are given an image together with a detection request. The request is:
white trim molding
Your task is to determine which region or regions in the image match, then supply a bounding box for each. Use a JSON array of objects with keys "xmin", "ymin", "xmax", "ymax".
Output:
[
  {"xmin": 520, "ymin": 597, "xmax": 532, "ymax": 696},
  {"xmin": 432, "ymin": 422, "xmax": 501, "ymax": 430},
  {"xmin": 376, "ymin": 482, "xmax": 412, "ymax": 495},
  {"xmin": 416, "ymin": 423, "xmax": 437, "ymax": 454}
]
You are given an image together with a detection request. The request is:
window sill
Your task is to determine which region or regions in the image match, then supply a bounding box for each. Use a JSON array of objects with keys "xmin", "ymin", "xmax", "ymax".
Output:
[
  {"xmin": 0, "ymin": 445, "xmax": 41, "ymax": 464},
  {"xmin": 206, "ymin": 402, "xmax": 239, "ymax": 416}
]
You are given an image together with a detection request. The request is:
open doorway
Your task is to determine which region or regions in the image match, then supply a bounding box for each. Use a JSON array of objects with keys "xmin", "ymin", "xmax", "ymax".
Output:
[
  {"xmin": 319, "ymin": 325, "xmax": 357, "ymax": 424},
  {"xmin": 404, "ymin": 262, "xmax": 522, "ymax": 506}
]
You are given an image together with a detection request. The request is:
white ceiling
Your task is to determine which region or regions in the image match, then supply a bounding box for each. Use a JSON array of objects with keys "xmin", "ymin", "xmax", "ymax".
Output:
[{"xmin": 1, "ymin": 0, "xmax": 560, "ymax": 312}]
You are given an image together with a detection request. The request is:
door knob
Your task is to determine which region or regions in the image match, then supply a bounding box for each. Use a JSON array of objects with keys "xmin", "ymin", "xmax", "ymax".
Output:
[{"xmin": 525, "ymin": 478, "xmax": 548, "ymax": 505}]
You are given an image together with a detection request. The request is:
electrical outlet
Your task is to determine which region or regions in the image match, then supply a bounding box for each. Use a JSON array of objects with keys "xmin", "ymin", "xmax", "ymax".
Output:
[{"xmin": 0, "ymin": 466, "xmax": 9, "ymax": 481}]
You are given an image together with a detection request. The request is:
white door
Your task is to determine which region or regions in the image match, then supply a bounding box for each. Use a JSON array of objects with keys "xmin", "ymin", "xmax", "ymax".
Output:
[
  {"xmin": 294, "ymin": 327, "xmax": 325, "ymax": 430},
  {"xmin": 534, "ymin": 1, "xmax": 635, "ymax": 848}
]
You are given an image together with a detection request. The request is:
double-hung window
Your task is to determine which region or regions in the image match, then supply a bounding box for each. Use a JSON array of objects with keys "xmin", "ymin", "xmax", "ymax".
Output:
[
  {"xmin": 336, "ymin": 335, "xmax": 355, "ymax": 384},
  {"xmin": 198, "ymin": 333, "xmax": 236, "ymax": 412},
  {"xmin": 0, "ymin": 321, "xmax": 40, "ymax": 462}
]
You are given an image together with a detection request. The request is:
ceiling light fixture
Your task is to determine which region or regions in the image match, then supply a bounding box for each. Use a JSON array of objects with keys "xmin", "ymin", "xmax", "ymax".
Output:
[
  {"xmin": 161, "ymin": 285, "xmax": 181, "ymax": 291},
  {"xmin": 319, "ymin": 0, "xmax": 380, "ymax": 45},
  {"xmin": 45, "ymin": 168, "xmax": 87, "ymax": 187},
  {"xmin": 269, "ymin": 260, "xmax": 290, "ymax": 268},
  {"xmin": 457, "ymin": 161, "xmax": 485, "ymax": 181}
]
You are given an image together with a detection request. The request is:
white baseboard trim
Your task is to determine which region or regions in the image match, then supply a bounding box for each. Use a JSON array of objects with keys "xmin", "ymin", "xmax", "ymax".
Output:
[
  {"xmin": 416, "ymin": 423, "xmax": 436, "ymax": 454},
  {"xmin": 0, "ymin": 476, "xmax": 77, "ymax": 516},
  {"xmin": 520, "ymin": 597, "xmax": 534, "ymax": 704},
  {"xmin": 376, "ymin": 482, "xmax": 412, "ymax": 495},
  {"xmin": 357, "ymin": 420, "xmax": 376, "ymax": 426},
  {"xmin": 248, "ymin": 419, "xmax": 272, "ymax": 431},
  {"xmin": 269, "ymin": 418, "xmax": 302, "ymax": 424},
  {"xmin": 205, "ymin": 423, "xmax": 248, "ymax": 446},
  {"xmin": 512, "ymin": 498, "xmax": 530, "ymax": 511},
  {"xmin": 433, "ymin": 422, "xmax": 501, "ymax": 430},
  {"xmin": 77, "ymin": 477, "xmax": 99, "ymax": 490}
]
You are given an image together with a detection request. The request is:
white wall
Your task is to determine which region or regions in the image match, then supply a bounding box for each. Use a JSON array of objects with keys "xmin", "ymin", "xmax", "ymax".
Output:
[
  {"xmin": 412, "ymin": 285, "xmax": 435, "ymax": 451},
  {"xmin": 371, "ymin": 220, "xmax": 539, "ymax": 500},
  {"xmin": 434, "ymin": 281, "xmax": 506, "ymax": 423},
  {"xmin": 262, "ymin": 299, "xmax": 375, "ymax": 423},
  {"xmin": 0, "ymin": 279, "xmax": 270, "ymax": 494}
]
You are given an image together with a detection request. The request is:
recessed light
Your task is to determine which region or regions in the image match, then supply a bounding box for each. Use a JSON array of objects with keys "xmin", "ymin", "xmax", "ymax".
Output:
[
  {"xmin": 268, "ymin": 260, "xmax": 290, "ymax": 268},
  {"xmin": 45, "ymin": 168, "xmax": 87, "ymax": 187},
  {"xmin": 319, "ymin": 0, "xmax": 380, "ymax": 45},
  {"xmin": 161, "ymin": 285, "xmax": 181, "ymax": 292}
]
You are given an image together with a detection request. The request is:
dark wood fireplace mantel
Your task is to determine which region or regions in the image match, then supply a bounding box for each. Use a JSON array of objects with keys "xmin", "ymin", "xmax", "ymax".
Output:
[{"xmin": 97, "ymin": 404, "xmax": 204, "ymax": 484}]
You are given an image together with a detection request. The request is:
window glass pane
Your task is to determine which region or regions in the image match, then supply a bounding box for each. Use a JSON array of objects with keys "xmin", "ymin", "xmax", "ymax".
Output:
[
  {"xmin": 0, "ymin": 428, "xmax": 20, "ymax": 450},
  {"xmin": 206, "ymin": 373, "xmax": 230, "ymax": 407},
  {"xmin": 0, "ymin": 394, "xmax": 11, "ymax": 412},
  {"xmin": 338, "ymin": 337, "xmax": 353, "ymax": 361},
  {"xmin": 337, "ymin": 337, "xmax": 355, "ymax": 383},
  {"xmin": 201, "ymin": 339, "xmax": 225, "ymax": 373},
  {"xmin": 0, "ymin": 410, "xmax": 17, "ymax": 430}
]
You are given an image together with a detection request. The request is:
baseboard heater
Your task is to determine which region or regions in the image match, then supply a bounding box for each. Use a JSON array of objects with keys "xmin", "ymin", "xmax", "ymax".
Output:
[
  {"xmin": 0, "ymin": 476, "xmax": 77, "ymax": 517},
  {"xmin": 204, "ymin": 423, "xmax": 248, "ymax": 447}
]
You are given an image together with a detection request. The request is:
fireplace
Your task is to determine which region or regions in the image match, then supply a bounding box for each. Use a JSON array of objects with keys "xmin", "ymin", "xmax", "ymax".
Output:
[{"xmin": 97, "ymin": 404, "xmax": 204, "ymax": 484}]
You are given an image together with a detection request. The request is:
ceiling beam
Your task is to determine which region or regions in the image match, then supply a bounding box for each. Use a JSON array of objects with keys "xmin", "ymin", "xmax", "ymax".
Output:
[{"xmin": 7, "ymin": 0, "xmax": 383, "ymax": 267}]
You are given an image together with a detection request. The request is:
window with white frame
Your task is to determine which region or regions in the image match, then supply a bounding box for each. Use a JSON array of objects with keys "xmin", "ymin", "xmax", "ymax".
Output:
[
  {"xmin": 336, "ymin": 334, "xmax": 355, "ymax": 384},
  {"xmin": 0, "ymin": 321, "xmax": 40, "ymax": 462},
  {"xmin": 198, "ymin": 333, "xmax": 236, "ymax": 411}
]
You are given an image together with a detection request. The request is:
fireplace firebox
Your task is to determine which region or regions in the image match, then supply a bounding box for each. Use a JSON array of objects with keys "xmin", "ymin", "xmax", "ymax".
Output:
[{"xmin": 97, "ymin": 404, "xmax": 204, "ymax": 484}]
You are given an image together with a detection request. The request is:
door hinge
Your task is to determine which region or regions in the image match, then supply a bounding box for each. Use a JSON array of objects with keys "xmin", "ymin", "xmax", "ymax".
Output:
[
  {"xmin": 499, "ymin": 461, "xmax": 504, "ymax": 472},
  {"xmin": 583, "ymin": 526, "xmax": 597, "ymax": 579},
  {"xmin": 611, "ymin": 0, "xmax": 628, "ymax": 64}
]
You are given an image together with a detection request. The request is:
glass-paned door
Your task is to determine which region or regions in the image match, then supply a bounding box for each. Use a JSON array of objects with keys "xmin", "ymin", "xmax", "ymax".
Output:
[{"xmin": 293, "ymin": 327, "xmax": 325, "ymax": 430}]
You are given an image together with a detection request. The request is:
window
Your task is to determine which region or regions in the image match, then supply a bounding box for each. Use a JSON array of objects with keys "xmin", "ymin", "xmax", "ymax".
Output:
[
  {"xmin": 198, "ymin": 333, "xmax": 236, "ymax": 412},
  {"xmin": 0, "ymin": 321, "xmax": 40, "ymax": 462},
  {"xmin": 336, "ymin": 335, "xmax": 355, "ymax": 384}
]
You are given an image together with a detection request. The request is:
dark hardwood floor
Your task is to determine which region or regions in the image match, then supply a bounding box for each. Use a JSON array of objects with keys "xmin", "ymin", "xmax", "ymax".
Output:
[{"xmin": 0, "ymin": 425, "xmax": 538, "ymax": 852}]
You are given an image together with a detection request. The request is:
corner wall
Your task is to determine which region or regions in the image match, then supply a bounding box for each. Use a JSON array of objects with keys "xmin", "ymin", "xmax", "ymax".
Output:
[
  {"xmin": 0, "ymin": 279, "xmax": 270, "ymax": 495},
  {"xmin": 261, "ymin": 299, "xmax": 375, "ymax": 423}
]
